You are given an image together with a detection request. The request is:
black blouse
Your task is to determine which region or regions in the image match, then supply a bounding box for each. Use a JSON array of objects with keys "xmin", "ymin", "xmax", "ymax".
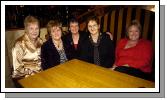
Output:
[
  {"xmin": 41, "ymin": 37, "xmax": 74, "ymax": 70},
  {"xmin": 63, "ymin": 31, "xmax": 88, "ymax": 58},
  {"xmin": 79, "ymin": 32, "xmax": 115, "ymax": 68}
]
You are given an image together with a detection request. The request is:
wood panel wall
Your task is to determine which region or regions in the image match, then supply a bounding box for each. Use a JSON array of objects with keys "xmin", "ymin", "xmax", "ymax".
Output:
[{"xmin": 79, "ymin": 7, "xmax": 155, "ymax": 48}]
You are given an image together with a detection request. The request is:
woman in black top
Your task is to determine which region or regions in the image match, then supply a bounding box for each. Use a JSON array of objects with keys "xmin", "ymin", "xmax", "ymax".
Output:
[
  {"xmin": 64, "ymin": 18, "xmax": 88, "ymax": 58},
  {"xmin": 41, "ymin": 20, "xmax": 73, "ymax": 70},
  {"xmin": 79, "ymin": 16, "xmax": 115, "ymax": 68}
]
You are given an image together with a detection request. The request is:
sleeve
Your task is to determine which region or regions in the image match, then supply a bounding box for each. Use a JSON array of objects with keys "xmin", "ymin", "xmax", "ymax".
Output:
[
  {"xmin": 114, "ymin": 42, "xmax": 119, "ymax": 66},
  {"xmin": 131, "ymin": 41, "xmax": 153, "ymax": 70},
  {"xmin": 104, "ymin": 37, "xmax": 115, "ymax": 68},
  {"xmin": 12, "ymin": 42, "xmax": 31, "ymax": 78},
  {"xmin": 114, "ymin": 39, "xmax": 124, "ymax": 66},
  {"xmin": 78, "ymin": 40, "xmax": 90, "ymax": 63},
  {"xmin": 40, "ymin": 44, "xmax": 48, "ymax": 70}
]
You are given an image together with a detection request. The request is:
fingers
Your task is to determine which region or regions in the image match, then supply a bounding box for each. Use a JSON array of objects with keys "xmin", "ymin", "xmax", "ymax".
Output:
[{"xmin": 106, "ymin": 32, "xmax": 113, "ymax": 40}]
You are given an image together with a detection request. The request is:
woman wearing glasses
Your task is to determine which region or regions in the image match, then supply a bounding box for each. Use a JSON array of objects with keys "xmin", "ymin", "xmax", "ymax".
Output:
[{"xmin": 79, "ymin": 16, "xmax": 115, "ymax": 68}]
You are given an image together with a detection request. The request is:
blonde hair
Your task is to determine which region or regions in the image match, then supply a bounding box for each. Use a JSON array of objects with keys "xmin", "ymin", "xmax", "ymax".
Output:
[
  {"xmin": 24, "ymin": 16, "xmax": 39, "ymax": 28},
  {"xmin": 47, "ymin": 20, "xmax": 62, "ymax": 35},
  {"xmin": 126, "ymin": 20, "xmax": 142, "ymax": 36}
]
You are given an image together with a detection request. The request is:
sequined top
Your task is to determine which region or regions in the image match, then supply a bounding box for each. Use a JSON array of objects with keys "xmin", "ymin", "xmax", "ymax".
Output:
[{"xmin": 12, "ymin": 33, "xmax": 43, "ymax": 78}]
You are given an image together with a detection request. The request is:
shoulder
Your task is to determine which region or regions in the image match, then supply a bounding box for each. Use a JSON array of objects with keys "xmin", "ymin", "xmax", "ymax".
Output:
[
  {"xmin": 101, "ymin": 32, "xmax": 110, "ymax": 39},
  {"xmin": 119, "ymin": 38, "xmax": 128, "ymax": 42},
  {"xmin": 38, "ymin": 37, "xmax": 43, "ymax": 44},
  {"xmin": 13, "ymin": 34, "xmax": 25, "ymax": 48},
  {"xmin": 101, "ymin": 33, "xmax": 113, "ymax": 44},
  {"xmin": 41, "ymin": 38, "xmax": 52, "ymax": 48},
  {"xmin": 138, "ymin": 39, "xmax": 152, "ymax": 47},
  {"xmin": 37, "ymin": 37, "xmax": 43, "ymax": 47},
  {"xmin": 118, "ymin": 38, "xmax": 128, "ymax": 44},
  {"xmin": 12, "ymin": 34, "xmax": 29, "ymax": 53},
  {"xmin": 62, "ymin": 34, "xmax": 70, "ymax": 41},
  {"xmin": 140, "ymin": 39, "xmax": 152, "ymax": 44},
  {"xmin": 137, "ymin": 39, "xmax": 153, "ymax": 54},
  {"xmin": 62, "ymin": 37, "xmax": 71, "ymax": 46},
  {"xmin": 64, "ymin": 32, "xmax": 71, "ymax": 38},
  {"xmin": 15, "ymin": 34, "xmax": 25, "ymax": 43},
  {"xmin": 81, "ymin": 36, "xmax": 90, "ymax": 46},
  {"xmin": 63, "ymin": 33, "xmax": 72, "ymax": 42}
]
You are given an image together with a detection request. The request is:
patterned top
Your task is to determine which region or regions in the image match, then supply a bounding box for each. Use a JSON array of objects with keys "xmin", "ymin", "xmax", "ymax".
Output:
[
  {"xmin": 52, "ymin": 39, "xmax": 68, "ymax": 64},
  {"xmin": 57, "ymin": 49, "xmax": 68, "ymax": 64}
]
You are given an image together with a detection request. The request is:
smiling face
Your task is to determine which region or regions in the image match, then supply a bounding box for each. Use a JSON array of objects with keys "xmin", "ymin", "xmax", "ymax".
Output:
[
  {"xmin": 128, "ymin": 25, "xmax": 140, "ymax": 41},
  {"xmin": 87, "ymin": 20, "xmax": 100, "ymax": 35},
  {"xmin": 26, "ymin": 22, "xmax": 39, "ymax": 41},
  {"xmin": 69, "ymin": 22, "xmax": 79, "ymax": 35},
  {"xmin": 50, "ymin": 26, "xmax": 62, "ymax": 41}
]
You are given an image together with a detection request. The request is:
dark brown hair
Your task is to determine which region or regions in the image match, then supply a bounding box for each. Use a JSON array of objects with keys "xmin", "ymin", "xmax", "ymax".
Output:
[
  {"xmin": 69, "ymin": 18, "xmax": 79, "ymax": 25},
  {"xmin": 86, "ymin": 16, "xmax": 100, "ymax": 25}
]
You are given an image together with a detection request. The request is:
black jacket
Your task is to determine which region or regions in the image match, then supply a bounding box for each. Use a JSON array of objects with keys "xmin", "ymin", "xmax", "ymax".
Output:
[
  {"xmin": 79, "ymin": 33, "xmax": 115, "ymax": 68},
  {"xmin": 63, "ymin": 31, "xmax": 88, "ymax": 58},
  {"xmin": 41, "ymin": 37, "xmax": 74, "ymax": 70}
]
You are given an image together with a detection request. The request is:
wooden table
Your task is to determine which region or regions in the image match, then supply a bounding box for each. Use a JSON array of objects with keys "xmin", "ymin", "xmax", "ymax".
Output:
[{"xmin": 18, "ymin": 59, "xmax": 155, "ymax": 88}]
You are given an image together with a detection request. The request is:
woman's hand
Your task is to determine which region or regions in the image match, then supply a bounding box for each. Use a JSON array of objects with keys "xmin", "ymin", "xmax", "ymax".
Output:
[
  {"xmin": 106, "ymin": 32, "xmax": 113, "ymax": 40},
  {"xmin": 123, "ymin": 64, "xmax": 129, "ymax": 67},
  {"xmin": 110, "ymin": 65, "xmax": 117, "ymax": 70}
]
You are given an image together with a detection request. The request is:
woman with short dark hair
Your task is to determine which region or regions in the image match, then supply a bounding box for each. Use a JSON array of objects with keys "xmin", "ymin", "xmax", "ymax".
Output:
[
  {"xmin": 64, "ymin": 18, "xmax": 88, "ymax": 58},
  {"xmin": 79, "ymin": 16, "xmax": 115, "ymax": 68}
]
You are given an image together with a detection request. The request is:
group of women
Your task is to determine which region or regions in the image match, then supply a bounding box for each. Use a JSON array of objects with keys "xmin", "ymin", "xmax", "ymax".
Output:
[{"xmin": 11, "ymin": 15, "xmax": 154, "ymax": 86}]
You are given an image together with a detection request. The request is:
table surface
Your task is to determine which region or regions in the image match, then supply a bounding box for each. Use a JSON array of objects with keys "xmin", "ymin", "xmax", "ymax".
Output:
[{"xmin": 18, "ymin": 59, "xmax": 155, "ymax": 88}]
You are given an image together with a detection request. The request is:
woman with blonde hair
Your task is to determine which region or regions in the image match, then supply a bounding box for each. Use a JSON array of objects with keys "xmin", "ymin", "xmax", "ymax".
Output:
[
  {"xmin": 12, "ymin": 16, "xmax": 43, "ymax": 79},
  {"xmin": 41, "ymin": 20, "xmax": 74, "ymax": 70},
  {"xmin": 112, "ymin": 20, "xmax": 153, "ymax": 81}
]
